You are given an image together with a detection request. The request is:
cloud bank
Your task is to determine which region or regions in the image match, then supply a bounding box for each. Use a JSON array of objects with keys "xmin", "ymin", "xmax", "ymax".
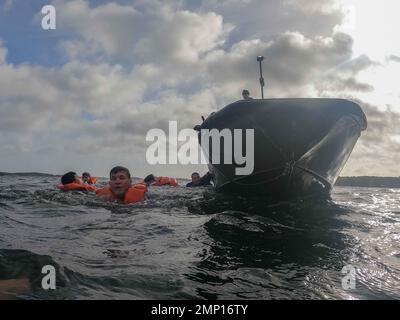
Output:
[{"xmin": 0, "ymin": 0, "xmax": 398, "ymax": 177}]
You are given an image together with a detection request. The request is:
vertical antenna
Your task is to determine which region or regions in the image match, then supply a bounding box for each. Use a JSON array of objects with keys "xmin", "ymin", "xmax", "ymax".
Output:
[{"xmin": 257, "ymin": 56, "xmax": 265, "ymax": 99}]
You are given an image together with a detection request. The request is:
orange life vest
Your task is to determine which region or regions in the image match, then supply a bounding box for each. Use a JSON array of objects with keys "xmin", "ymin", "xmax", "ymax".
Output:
[
  {"xmin": 88, "ymin": 177, "xmax": 97, "ymax": 184},
  {"xmin": 58, "ymin": 183, "xmax": 97, "ymax": 192},
  {"xmin": 153, "ymin": 177, "xmax": 178, "ymax": 187},
  {"xmin": 95, "ymin": 184, "xmax": 147, "ymax": 204}
]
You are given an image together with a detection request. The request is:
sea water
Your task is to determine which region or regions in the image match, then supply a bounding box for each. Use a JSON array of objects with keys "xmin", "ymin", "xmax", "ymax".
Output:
[{"xmin": 0, "ymin": 174, "xmax": 399, "ymax": 299}]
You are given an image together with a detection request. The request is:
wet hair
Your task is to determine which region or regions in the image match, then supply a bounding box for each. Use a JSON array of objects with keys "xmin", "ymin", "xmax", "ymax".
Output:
[
  {"xmin": 61, "ymin": 171, "xmax": 76, "ymax": 185},
  {"xmin": 242, "ymin": 89, "xmax": 250, "ymax": 95},
  {"xmin": 82, "ymin": 172, "xmax": 91, "ymax": 178},
  {"xmin": 144, "ymin": 174, "xmax": 155, "ymax": 184},
  {"xmin": 109, "ymin": 166, "xmax": 131, "ymax": 178}
]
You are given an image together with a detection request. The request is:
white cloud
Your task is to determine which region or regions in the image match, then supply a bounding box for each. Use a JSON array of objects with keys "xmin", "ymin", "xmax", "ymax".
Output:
[
  {"xmin": 55, "ymin": 0, "xmax": 231, "ymax": 67},
  {"xmin": 341, "ymin": 99, "xmax": 400, "ymax": 176},
  {"xmin": 387, "ymin": 55, "xmax": 400, "ymax": 63},
  {"xmin": 203, "ymin": 31, "xmax": 365, "ymax": 100},
  {"xmin": 55, "ymin": 0, "xmax": 144, "ymax": 58},
  {"xmin": 199, "ymin": 0, "xmax": 344, "ymax": 43},
  {"xmin": 134, "ymin": 10, "xmax": 229, "ymax": 64},
  {"xmin": 2, "ymin": 0, "xmax": 15, "ymax": 12},
  {"xmin": 0, "ymin": 40, "xmax": 7, "ymax": 64}
]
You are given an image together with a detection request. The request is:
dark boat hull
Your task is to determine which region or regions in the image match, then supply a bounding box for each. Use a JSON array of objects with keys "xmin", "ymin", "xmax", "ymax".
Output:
[{"xmin": 198, "ymin": 98, "xmax": 367, "ymax": 198}]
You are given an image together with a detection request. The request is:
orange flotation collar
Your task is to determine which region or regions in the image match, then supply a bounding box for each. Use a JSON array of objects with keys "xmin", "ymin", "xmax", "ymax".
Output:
[
  {"xmin": 88, "ymin": 177, "xmax": 97, "ymax": 184},
  {"xmin": 153, "ymin": 177, "xmax": 178, "ymax": 187},
  {"xmin": 58, "ymin": 183, "xmax": 97, "ymax": 192},
  {"xmin": 95, "ymin": 184, "xmax": 147, "ymax": 204}
]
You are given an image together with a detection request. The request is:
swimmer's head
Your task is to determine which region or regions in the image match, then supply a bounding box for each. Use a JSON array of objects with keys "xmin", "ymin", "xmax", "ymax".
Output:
[
  {"xmin": 191, "ymin": 172, "xmax": 200, "ymax": 183},
  {"xmin": 242, "ymin": 89, "xmax": 250, "ymax": 99},
  {"xmin": 144, "ymin": 174, "xmax": 155, "ymax": 186},
  {"xmin": 110, "ymin": 166, "xmax": 131, "ymax": 178},
  {"xmin": 82, "ymin": 172, "xmax": 91, "ymax": 183},
  {"xmin": 109, "ymin": 166, "xmax": 132, "ymax": 198},
  {"xmin": 61, "ymin": 171, "xmax": 82, "ymax": 185}
]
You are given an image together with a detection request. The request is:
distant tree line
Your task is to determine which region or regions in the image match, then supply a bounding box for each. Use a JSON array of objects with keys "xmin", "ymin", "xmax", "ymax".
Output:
[
  {"xmin": 1, "ymin": 172, "xmax": 400, "ymax": 188},
  {"xmin": 0, "ymin": 172, "xmax": 55, "ymax": 177},
  {"xmin": 336, "ymin": 176, "xmax": 400, "ymax": 188}
]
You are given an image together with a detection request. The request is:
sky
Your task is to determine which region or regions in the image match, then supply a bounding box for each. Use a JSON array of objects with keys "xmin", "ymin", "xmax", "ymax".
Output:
[{"xmin": 0, "ymin": 0, "xmax": 399, "ymax": 178}]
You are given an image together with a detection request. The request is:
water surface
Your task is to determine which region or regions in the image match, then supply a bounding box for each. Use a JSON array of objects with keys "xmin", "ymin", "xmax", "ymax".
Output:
[{"xmin": 0, "ymin": 174, "xmax": 399, "ymax": 299}]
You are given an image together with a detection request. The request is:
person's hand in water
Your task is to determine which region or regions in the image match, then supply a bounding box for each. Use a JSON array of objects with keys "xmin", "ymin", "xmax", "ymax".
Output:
[{"xmin": 0, "ymin": 277, "xmax": 31, "ymax": 299}]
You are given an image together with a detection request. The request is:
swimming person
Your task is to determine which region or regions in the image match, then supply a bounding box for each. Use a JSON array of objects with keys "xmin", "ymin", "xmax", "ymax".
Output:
[
  {"xmin": 186, "ymin": 172, "xmax": 213, "ymax": 187},
  {"xmin": 96, "ymin": 166, "xmax": 147, "ymax": 204},
  {"xmin": 82, "ymin": 172, "xmax": 97, "ymax": 185},
  {"xmin": 143, "ymin": 174, "xmax": 178, "ymax": 187},
  {"xmin": 58, "ymin": 171, "xmax": 96, "ymax": 192},
  {"xmin": 242, "ymin": 89, "xmax": 253, "ymax": 100}
]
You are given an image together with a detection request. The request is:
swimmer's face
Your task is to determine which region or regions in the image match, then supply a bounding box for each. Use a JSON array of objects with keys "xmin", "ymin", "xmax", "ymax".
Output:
[
  {"xmin": 191, "ymin": 173, "xmax": 200, "ymax": 183},
  {"xmin": 75, "ymin": 176, "xmax": 84, "ymax": 184},
  {"xmin": 82, "ymin": 175, "xmax": 90, "ymax": 183},
  {"xmin": 109, "ymin": 171, "xmax": 132, "ymax": 198}
]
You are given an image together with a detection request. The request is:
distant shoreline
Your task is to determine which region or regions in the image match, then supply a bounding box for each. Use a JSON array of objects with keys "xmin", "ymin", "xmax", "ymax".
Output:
[
  {"xmin": 335, "ymin": 176, "xmax": 400, "ymax": 188},
  {"xmin": 1, "ymin": 172, "xmax": 399, "ymax": 188},
  {"xmin": 0, "ymin": 172, "xmax": 56, "ymax": 177}
]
